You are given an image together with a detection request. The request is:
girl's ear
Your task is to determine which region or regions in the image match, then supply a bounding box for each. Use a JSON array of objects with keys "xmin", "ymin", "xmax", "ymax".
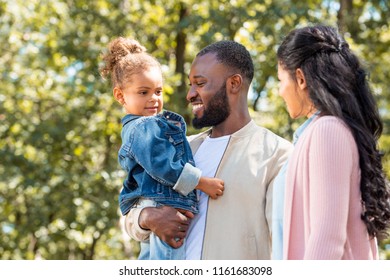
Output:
[
  {"xmin": 113, "ymin": 87, "xmax": 125, "ymax": 105},
  {"xmin": 295, "ymin": 68, "xmax": 307, "ymax": 90}
]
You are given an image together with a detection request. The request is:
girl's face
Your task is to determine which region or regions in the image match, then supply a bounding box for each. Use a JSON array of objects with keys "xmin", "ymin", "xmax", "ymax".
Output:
[
  {"xmin": 114, "ymin": 66, "xmax": 163, "ymax": 116},
  {"xmin": 277, "ymin": 63, "xmax": 313, "ymax": 119}
]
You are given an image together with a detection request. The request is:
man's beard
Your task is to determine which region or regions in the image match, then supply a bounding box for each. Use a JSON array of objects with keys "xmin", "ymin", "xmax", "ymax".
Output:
[{"xmin": 192, "ymin": 82, "xmax": 230, "ymax": 129}]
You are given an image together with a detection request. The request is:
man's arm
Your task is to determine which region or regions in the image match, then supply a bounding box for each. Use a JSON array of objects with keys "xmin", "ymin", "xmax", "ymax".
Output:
[
  {"xmin": 125, "ymin": 205, "xmax": 194, "ymax": 248},
  {"xmin": 266, "ymin": 138, "xmax": 293, "ymax": 234}
]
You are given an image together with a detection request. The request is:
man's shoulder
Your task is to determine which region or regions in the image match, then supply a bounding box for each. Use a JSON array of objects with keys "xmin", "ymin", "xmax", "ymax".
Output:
[
  {"xmin": 250, "ymin": 124, "xmax": 293, "ymax": 156},
  {"xmin": 251, "ymin": 123, "xmax": 292, "ymax": 145}
]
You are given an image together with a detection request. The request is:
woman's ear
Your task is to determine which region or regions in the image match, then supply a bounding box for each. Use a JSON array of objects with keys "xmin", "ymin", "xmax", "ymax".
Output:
[
  {"xmin": 113, "ymin": 87, "xmax": 125, "ymax": 105},
  {"xmin": 295, "ymin": 68, "xmax": 307, "ymax": 90}
]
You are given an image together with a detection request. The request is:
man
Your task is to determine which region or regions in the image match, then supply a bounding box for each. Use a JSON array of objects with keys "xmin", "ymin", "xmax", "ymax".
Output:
[{"xmin": 124, "ymin": 40, "xmax": 293, "ymax": 260}]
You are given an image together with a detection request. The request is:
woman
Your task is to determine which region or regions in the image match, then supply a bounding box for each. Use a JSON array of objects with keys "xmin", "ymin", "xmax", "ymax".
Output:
[{"xmin": 276, "ymin": 25, "xmax": 390, "ymax": 259}]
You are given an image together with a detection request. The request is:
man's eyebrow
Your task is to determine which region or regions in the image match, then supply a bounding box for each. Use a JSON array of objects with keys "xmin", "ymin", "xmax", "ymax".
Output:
[{"xmin": 188, "ymin": 75, "xmax": 206, "ymax": 79}]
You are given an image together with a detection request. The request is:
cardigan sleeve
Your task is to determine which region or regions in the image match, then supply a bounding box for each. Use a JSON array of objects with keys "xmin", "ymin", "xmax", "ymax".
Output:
[{"xmin": 304, "ymin": 118, "xmax": 358, "ymax": 259}]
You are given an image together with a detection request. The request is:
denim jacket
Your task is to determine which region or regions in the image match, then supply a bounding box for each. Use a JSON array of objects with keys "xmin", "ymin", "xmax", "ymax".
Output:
[{"xmin": 118, "ymin": 110, "xmax": 200, "ymax": 215}]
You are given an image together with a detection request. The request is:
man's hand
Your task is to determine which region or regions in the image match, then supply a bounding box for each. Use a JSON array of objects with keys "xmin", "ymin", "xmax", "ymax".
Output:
[{"xmin": 138, "ymin": 206, "xmax": 194, "ymax": 248}]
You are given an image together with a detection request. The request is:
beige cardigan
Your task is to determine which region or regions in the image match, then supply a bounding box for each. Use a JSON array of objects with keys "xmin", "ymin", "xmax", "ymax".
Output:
[{"xmin": 126, "ymin": 120, "xmax": 292, "ymax": 259}]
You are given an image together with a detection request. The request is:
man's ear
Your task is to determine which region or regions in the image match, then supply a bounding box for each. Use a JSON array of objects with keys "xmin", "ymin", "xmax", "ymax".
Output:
[
  {"xmin": 113, "ymin": 87, "xmax": 125, "ymax": 105},
  {"xmin": 295, "ymin": 68, "xmax": 307, "ymax": 90},
  {"xmin": 227, "ymin": 74, "xmax": 243, "ymax": 94}
]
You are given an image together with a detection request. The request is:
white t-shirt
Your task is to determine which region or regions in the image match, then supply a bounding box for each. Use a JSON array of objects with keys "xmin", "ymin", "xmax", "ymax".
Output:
[{"xmin": 185, "ymin": 135, "xmax": 230, "ymax": 260}]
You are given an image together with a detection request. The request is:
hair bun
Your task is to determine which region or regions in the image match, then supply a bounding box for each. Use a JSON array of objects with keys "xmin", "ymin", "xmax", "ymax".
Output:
[
  {"xmin": 110, "ymin": 37, "xmax": 146, "ymax": 56},
  {"xmin": 100, "ymin": 37, "xmax": 146, "ymax": 79}
]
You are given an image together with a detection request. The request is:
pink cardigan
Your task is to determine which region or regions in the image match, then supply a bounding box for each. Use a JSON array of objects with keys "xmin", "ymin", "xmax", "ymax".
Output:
[{"xmin": 283, "ymin": 116, "xmax": 378, "ymax": 260}]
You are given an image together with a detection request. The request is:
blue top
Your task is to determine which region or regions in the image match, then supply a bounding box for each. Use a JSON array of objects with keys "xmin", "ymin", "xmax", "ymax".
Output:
[
  {"xmin": 118, "ymin": 110, "xmax": 200, "ymax": 215},
  {"xmin": 272, "ymin": 112, "xmax": 320, "ymax": 259}
]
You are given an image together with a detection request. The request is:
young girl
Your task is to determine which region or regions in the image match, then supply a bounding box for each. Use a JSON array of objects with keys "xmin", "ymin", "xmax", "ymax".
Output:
[{"xmin": 100, "ymin": 37, "xmax": 224, "ymax": 260}]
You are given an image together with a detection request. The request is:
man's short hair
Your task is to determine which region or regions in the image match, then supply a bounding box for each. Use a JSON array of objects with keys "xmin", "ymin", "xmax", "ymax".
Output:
[{"xmin": 197, "ymin": 40, "xmax": 254, "ymax": 83}]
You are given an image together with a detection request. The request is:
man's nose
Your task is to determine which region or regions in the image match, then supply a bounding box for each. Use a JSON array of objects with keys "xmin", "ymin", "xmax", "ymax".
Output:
[{"xmin": 186, "ymin": 86, "xmax": 197, "ymax": 102}]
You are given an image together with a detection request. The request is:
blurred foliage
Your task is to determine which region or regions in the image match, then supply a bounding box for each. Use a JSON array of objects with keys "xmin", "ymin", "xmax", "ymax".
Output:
[{"xmin": 0, "ymin": 0, "xmax": 389, "ymax": 259}]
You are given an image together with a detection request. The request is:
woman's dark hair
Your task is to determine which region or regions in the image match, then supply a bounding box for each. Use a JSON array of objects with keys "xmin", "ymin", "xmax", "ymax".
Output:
[{"xmin": 277, "ymin": 25, "xmax": 390, "ymax": 239}]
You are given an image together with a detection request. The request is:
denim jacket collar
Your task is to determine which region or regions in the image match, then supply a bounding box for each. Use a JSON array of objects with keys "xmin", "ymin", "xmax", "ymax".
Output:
[
  {"xmin": 121, "ymin": 110, "xmax": 185, "ymax": 127},
  {"xmin": 121, "ymin": 114, "xmax": 140, "ymax": 127}
]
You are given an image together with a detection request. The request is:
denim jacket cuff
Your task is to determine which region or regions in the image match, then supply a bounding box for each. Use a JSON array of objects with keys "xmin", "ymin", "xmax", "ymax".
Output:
[{"xmin": 173, "ymin": 163, "xmax": 201, "ymax": 196}]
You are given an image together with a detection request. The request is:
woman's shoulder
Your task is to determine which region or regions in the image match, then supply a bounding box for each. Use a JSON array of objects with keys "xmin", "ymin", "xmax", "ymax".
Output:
[
  {"xmin": 309, "ymin": 115, "xmax": 356, "ymax": 144},
  {"xmin": 311, "ymin": 115, "xmax": 350, "ymax": 132}
]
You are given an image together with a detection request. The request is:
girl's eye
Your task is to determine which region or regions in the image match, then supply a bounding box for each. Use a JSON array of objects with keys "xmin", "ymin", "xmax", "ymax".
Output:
[
  {"xmin": 155, "ymin": 90, "xmax": 162, "ymax": 96},
  {"xmin": 139, "ymin": 91, "xmax": 148, "ymax": 95}
]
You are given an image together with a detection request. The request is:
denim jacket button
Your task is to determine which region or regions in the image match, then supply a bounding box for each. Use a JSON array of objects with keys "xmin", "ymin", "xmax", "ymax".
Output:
[{"xmin": 169, "ymin": 136, "xmax": 174, "ymax": 143}]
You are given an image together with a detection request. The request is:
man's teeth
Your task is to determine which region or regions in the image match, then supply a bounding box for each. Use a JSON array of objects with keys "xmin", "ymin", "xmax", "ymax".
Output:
[{"xmin": 193, "ymin": 104, "xmax": 203, "ymax": 110}]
